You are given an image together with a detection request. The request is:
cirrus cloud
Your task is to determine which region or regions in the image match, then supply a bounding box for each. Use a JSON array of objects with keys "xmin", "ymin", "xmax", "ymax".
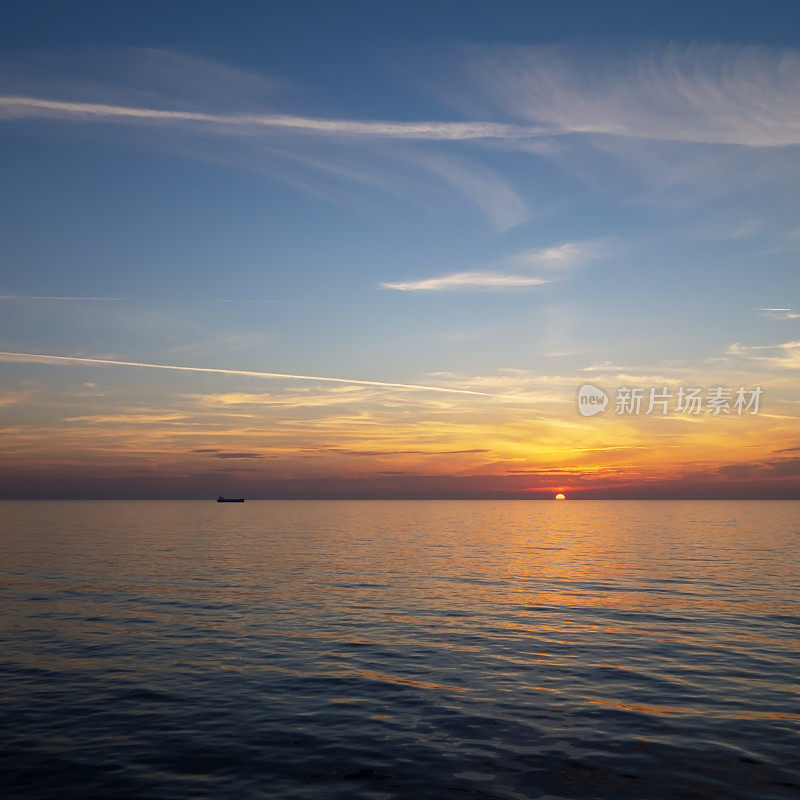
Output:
[{"xmin": 380, "ymin": 271, "xmax": 548, "ymax": 292}]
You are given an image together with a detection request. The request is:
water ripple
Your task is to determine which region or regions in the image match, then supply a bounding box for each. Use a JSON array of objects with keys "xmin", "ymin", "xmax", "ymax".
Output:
[{"xmin": 1, "ymin": 500, "xmax": 798, "ymax": 799}]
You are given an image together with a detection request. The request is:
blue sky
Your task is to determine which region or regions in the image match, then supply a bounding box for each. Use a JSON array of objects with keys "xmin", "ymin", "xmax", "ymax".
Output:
[{"xmin": 0, "ymin": 1, "xmax": 799, "ymax": 497}]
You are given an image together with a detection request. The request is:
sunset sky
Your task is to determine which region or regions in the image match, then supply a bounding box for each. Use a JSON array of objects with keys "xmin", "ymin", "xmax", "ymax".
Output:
[{"xmin": 1, "ymin": 0, "xmax": 799, "ymax": 498}]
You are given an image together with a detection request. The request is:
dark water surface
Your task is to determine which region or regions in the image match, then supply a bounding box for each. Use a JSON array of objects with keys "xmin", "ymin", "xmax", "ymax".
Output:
[{"xmin": 1, "ymin": 500, "xmax": 798, "ymax": 799}]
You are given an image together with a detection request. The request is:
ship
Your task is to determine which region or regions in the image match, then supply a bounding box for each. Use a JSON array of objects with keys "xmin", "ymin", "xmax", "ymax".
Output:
[{"xmin": 217, "ymin": 496, "xmax": 245, "ymax": 503}]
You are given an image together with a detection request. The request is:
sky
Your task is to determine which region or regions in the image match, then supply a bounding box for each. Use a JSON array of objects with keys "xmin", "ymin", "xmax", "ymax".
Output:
[{"xmin": 0, "ymin": 0, "xmax": 799, "ymax": 499}]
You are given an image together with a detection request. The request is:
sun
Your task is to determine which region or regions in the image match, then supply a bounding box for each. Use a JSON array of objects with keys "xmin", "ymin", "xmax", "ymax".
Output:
[{"xmin": 555, "ymin": 493, "xmax": 566, "ymax": 501}]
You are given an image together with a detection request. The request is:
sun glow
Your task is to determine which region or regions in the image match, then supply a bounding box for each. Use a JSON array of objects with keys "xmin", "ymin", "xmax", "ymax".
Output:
[{"xmin": 555, "ymin": 493, "xmax": 566, "ymax": 500}]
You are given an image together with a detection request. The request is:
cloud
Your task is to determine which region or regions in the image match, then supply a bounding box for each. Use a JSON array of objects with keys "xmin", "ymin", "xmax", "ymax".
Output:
[
  {"xmin": 4, "ymin": 42, "xmax": 800, "ymax": 240},
  {"xmin": 759, "ymin": 308, "xmax": 800, "ymax": 320},
  {"xmin": 0, "ymin": 47, "xmax": 282, "ymax": 108},
  {"xmin": 191, "ymin": 387, "xmax": 385, "ymax": 410},
  {"xmin": 381, "ymin": 239, "xmax": 601, "ymax": 293},
  {"xmin": 197, "ymin": 298, "xmax": 287, "ymax": 304},
  {"xmin": 6, "ymin": 43, "xmax": 800, "ymax": 148},
  {"xmin": 507, "ymin": 241, "xmax": 603, "ymax": 270},
  {"xmin": 381, "ymin": 271, "xmax": 548, "ymax": 292},
  {"xmin": 0, "ymin": 295, "xmax": 119, "ymax": 301},
  {"xmin": 0, "ymin": 94, "xmax": 546, "ymax": 140},
  {"xmin": 693, "ymin": 219, "xmax": 760, "ymax": 242},
  {"xmin": 0, "ymin": 97, "xmax": 539, "ymax": 230},
  {"xmin": 63, "ymin": 413, "xmax": 187, "ymax": 424},
  {"xmin": 719, "ymin": 456, "xmax": 800, "ymax": 479},
  {"xmin": 454, "ymin": 43, "xmax": 800, "ymax": 237},
  {"xmin": 0, "ymin": 294, "xmax": 286, "ymax": 305},
  {"xmin": 321, "ymin": 447, "xmax": 490, "ymax": 457},
  {"xmin": 0, "ymin": 351, "xmax": 532, "ymax": 399},
  {"xmin": 5, "ymin": 42, "xmax": 799, "ymax": 242},
  {"xmin": 464, "ymin": 42, "xmax": 800, "ymax": 147},
  {"xmin": 409, "ymin": 153, "xmax": 527, "ymax": 230},
  {"xmin": 0, "ymin": 390, "xmax": 32, "ymax": 408},
  {"xmin": 193, "ymin": 446, "xmax": 272, "ymax": 455},
  {"xmin": 0, "ymin": 47, "xmax": 540, "ymax": 229},
  {"xmin": 726, "ymin": 340, "xmax": 800, "ymax": 370}
]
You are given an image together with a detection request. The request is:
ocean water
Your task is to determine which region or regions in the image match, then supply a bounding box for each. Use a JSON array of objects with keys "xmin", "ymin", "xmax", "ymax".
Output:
[{"xmin": 0, "ymin": 500, "xmax": 798, "ymax": 800}]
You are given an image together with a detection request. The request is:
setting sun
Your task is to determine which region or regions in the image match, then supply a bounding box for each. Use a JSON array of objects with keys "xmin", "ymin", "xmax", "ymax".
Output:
[{"xmin": 555, "ymin": 493, "xmax": 566, "ymax": 500}]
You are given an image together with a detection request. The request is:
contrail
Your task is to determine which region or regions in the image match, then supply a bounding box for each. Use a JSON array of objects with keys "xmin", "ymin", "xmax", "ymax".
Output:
[
  {"xmin": 0, "ymin": 95, "xmax": 549, "ymax": 141},
  {"xmin": 0, "ymin": 351, "xmax": 527, "ymax": 399},
  {"xmin": 0, "ymin": 295, "xmax": 287, "ymax": 304},
  {"xmin": 0, "ymin": 295, "xmax": 120, "ymax": 301},
  {"xmin": 0, "ymin": 295, "xmax": 285, "ymax": 303}
]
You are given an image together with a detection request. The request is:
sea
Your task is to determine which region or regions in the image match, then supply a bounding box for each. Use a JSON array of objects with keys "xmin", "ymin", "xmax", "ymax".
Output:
[{"xmin": 1, "ymin": 500, "xmax": 798, "ymax": 799}]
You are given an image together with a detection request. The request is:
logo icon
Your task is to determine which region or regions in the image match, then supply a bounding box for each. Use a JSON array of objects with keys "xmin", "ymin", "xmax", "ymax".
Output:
[{"xmin": 577, "ymin": 384, "xmax": 608, "ymax": 416}]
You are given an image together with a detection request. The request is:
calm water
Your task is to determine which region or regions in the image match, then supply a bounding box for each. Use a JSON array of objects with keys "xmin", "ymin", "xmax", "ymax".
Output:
[{"xmin": 1, "ymin": 500, "xmax": 798, "ymax": 799}]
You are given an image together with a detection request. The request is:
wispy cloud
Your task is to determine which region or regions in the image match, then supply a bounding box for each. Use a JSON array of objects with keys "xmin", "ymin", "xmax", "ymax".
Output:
[
  {"xmin": 381, "ymin": 271, "xmax": 548, "ymax": 292},
  {"xmin": 693, "ymin": 219, "xmax": 760, "ymax": 242},
  {"xmin": 408, "ymin": 153, "xmax": 527, "ymax": 230},
  {"xmin": 464, "ymin": 42, "xmax": 800, "ymax": 147},
  {"xmin": 452, "ymin": 43, "xmax": 800, "ymax": 242},
  {"xmin": 4, "ymin": 42, "xmax": 799, "ymax": 241},
  {"xmin": 190, "ymin": 449, "xmax": 264, "ymax": 458},
  {"xmin": 727, "ymin": 340, "xmax": 800, "ymax": 370},
  {"xmin": 6, "ymin": 43, "xmax": 800, "ymax": 147},
  {"xmin": 0, "ymin": 389, "xmax": 32, "ymax": 408},
  {"xmin": 63, "ymin": 412, "xmax": 188, "ymax": 424},
  {"xmin": 0, "ymin": 293, "xmax": 287, "ymax": 307},
  {"xmin": 197, "ymin": 298, "xmax": 287, "ymax": 304},
  {"xmin": 506, "ymin": 240, "xmax": 605, "ymax": 270},
  {"xmin": 4, "ymin": 42, "xmax": 800, "ymax": 244},
  {"xmin": 0, "ymin": 95, "xmax": 546, "ymax": 140},
  {"xmin": 759, "ymin": 308, "xmax": 800, "ymax": 320},
  {"xmin": 0, "ymin": 351, "xmax": 533, "ymax": 399},
  {"xmin": 0, "ymin": 47, "xmax": 541, "ymax": 229},
  {"xmin": 0, "ymin": 295, "xmax": 119, "ymax": 301},
  {"xmin": 191, "ymin": 387, "xmax": 385, "ymax": 410},
  {"xmin": 381, "ymin": 239, "xmax": 601, "ymax": 292}
]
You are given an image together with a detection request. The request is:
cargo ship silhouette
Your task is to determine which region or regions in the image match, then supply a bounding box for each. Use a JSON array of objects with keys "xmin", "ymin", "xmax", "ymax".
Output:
[{"xmin": 217, "ymin": 496, "xmax": 245, "ymax": 503}]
